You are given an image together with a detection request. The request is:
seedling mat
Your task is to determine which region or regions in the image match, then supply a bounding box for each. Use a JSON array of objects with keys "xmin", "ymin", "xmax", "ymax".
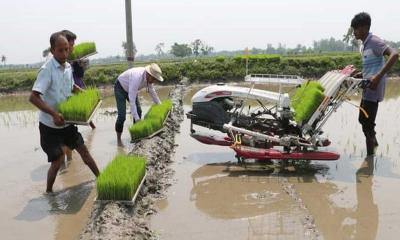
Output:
[
  {"xmin": 95, "ymin": 172, "xmax": 147, "ymax": 206},
  {"xmin": 65, "ymin": 100, "xmax": 102, "ymax": 126}
]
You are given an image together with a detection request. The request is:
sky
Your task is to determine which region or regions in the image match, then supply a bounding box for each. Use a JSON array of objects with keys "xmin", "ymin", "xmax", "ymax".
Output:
[{"xmin": 0, "ymin": 0, "xmax": 399, "ymax": 64}]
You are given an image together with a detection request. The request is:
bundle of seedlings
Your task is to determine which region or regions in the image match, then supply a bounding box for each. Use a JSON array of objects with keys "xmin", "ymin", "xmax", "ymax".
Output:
[
  {"xmin": 96, "ymin": 154, "xmax": 146, "ymax": 201},
  {"xmin": 129, "ymin": 99, "xmax": 173, "ymax": 141},
  {"xmin": 58, "ymin": 87, "xmax": 101, "ymax": 122},
  {"xmin": 291, "ymin": 81, "xmax": 325, "ymax": 124},
  {"xmin": 69, "ymin": 42, "xmax": 97, "ymax": 60}
]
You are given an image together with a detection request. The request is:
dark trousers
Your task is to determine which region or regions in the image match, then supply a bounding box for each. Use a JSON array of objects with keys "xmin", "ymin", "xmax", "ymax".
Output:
[
  {"xmin": 358, "ymin": 99, "xmax": 379, "ymax": 154},
  {"xmin": 114, "ymin": 80, "xmax": 142, "ymax": 133}
]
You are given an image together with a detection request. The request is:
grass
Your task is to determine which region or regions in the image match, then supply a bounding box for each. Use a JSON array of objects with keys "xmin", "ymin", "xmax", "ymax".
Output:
[
  {"xmin": 291, "ymin": 81, "xmax": 325, "ymax": 124},
  {"xmin": 96, "ymin": 154, "xmax": 146, "ymax": 201},
  {"xmin": 129, "ymin": 99, "xmax": 173, "ymax": 141},
  {"xmin": 69, "ymin": 42, "xmax": 97, "ymax": 60},
  {"xmin": 58, "ymin": 87, "xmax": 100, "ymax": 122}
]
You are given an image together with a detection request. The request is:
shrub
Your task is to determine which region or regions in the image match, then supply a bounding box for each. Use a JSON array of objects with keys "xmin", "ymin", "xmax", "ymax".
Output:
[
  {"xmin": 96, "ymin": 154, "xmax": 146, "ymax": 201},
  {"xmin": 159, "ymin": 63, "xmax": 182, "ymax": 84},
  {"xmin": 129, "ymin": 99, "xmax": 172, "ymax": 141},
  {"xmin": 58, "ymin": 87, "xmax": 101, "ymax": 122},
  {"xmin": 215, "ymin": 56, "xmax": 225, "ymax": 62},
  {"xmin": 291, "ymin": 81, "xmax": 325, "ymax": 124},
  {"xmin": 69, "ymin": 42, "xmax": 97, "ymax": 60},
  {"xmin": 0, "ymin": 71, "xmax": 37, "ymax": 91},
  {"xmin": 3, "ymin": 52, "xmax": 400, "ymax": 93}
]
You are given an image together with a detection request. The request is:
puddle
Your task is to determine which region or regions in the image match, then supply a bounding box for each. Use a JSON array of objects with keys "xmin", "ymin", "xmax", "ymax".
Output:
[
  {"xmin": 0, "ymin": 86, "xmax": 173, "ymax": 240},
  {"xmin": 2, "ymin": 80, "xmax": 400, "ymax": 239},
  {"xmin": 151, "ymin": 79, "xmax": 400, "ymax": 240}
]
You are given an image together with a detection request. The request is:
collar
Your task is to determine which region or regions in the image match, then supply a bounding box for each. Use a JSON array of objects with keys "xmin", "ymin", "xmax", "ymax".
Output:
[
  {"xmin": 51, "ymin": 56, "xmax": 70, "ymax": 70},
  {"xmin": 363, "ymin": 32, "xmax": 373, "ymax": 45}
]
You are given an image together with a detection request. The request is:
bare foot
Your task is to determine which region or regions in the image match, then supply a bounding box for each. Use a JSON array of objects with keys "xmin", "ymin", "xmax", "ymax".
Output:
[
  {"xmin": 117, "ymin": 139, "xmax": 125, "ymax": 148},
  {"xmin": 45, "ymin": 189, "xmax": 55, "ymax": 195}
]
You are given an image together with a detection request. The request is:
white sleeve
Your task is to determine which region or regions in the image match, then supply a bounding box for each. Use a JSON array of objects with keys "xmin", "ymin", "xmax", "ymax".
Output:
[
  {"xmin": 32, "ymin": 68, "xmax": 51, "ymax": 94},
  {"xmin": 128, "ymin": 74, "xmax": 140, "ymax": 121},
  {"xmin": 148, "ymin": 83, "xmax": 161, "ymax": 104}
]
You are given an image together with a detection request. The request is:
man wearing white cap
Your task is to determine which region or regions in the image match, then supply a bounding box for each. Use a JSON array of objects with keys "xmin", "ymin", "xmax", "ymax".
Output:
[{"xmin": 114, "ymin": 63, "xmax": 164, "ymax": 143}]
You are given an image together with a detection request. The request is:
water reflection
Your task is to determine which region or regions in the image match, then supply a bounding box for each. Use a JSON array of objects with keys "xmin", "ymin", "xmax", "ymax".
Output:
[
  {"xmin": 0, "ymin": 111, "xmax": 37, "ymax": 128},
  {"xmin": 190, "ymin": 160, "xmax": 331, "ymax": 220},
  {"xmin": 189, "ymin": 157, "xmax": 382, "ymax": 239},
  {"xmin": 353, "ymin": 156, "xmax": 378, "ymax": 240},
  {"xmin": 190, "ymin": 163, "xmax": 283, "ymax": 219},
  {"xmin": 15, "ymin": 181, "xmax": 93, "ymax": 222}
]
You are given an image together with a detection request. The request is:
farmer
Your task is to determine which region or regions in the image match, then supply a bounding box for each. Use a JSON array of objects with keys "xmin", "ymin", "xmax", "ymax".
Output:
[
  {"xmin": 351, "ymin": 12, "xmax": 399, "ymax": 156},
  {"xmin": 29, "ymin": 32, "xmax": 100, "ymax": 193},
  {"xmin": 114, "ymin": 63, "xmax": 163, "ymax": 144}
]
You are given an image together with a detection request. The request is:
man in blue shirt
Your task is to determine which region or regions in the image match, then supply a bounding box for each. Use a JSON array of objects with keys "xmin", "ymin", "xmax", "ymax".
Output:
[
  {"xmin": 29, "ymin": 32, "xmax": 100, "ymax": 193},
  {"xmin": 351, "ymin": 12, "xmax": 399, "ymax": 156}
]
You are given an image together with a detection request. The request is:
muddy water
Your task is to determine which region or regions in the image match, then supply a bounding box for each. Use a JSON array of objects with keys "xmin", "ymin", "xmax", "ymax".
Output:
[
  {"xmin": 151, "ymin": 79, "xmax": 400, "ymax": 240},
  {"xmin": 0, "ymin": 86, "xmax": 173, "ymax": 240},
  {"xmin": 2, "ymin": 79, "xmax": 400, "ymax": 240}
]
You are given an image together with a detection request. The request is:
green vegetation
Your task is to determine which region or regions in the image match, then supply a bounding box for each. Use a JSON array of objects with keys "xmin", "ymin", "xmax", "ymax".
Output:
[
  {"xmin": 2, "ymin": 52, "xmax": 400, "ymax": 92},
  {"xmin": 96, "ymin": 154, "xmax": 146, "ymax": 201},
  {"xmin": 129, "ymin": 99, "xmax": 172, "ymax": 141},
  {"xmin": 0, "ymin": 70, "xmax": 36, "ymax": 92},
  {"xmin": 291, "ymin": 81, "xmax": 325, "ymax": 124},
  {"xmin": 69, "ymin": 42, "xmax": 97, "ymax": 60},
  {"xmin": 58, "ymin": 88, "xmax": 100, "ymax": 122}
]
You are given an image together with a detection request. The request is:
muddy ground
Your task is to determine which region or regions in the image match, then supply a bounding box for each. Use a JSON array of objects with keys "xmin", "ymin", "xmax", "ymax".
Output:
[{"xmin": 79, "ymin": 84, "xmax": 186, "ymax": 240}]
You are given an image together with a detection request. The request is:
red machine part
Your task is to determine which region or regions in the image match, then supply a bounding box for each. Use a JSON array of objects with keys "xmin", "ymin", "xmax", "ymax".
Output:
[
  {"xmin": 232, "ymin": 145, "xmax": 340, "ymax": 161},
  {"xmin": 191, "ymin": 133, "xmax": 232, "ymax": 146},
  {"xmin": 190, "ymin": 133, "xmax": 339, "ymax": 161}
]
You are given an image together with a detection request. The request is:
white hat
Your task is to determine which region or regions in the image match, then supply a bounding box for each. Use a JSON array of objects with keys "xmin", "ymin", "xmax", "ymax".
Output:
[{"xmin": 145, "ymin": 63, "xmax": 164, "ymax": 82}]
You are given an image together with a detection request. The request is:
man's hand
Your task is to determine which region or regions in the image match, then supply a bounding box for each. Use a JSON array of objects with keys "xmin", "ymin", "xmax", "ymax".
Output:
[
  {"xmin": 368, "ymin": 74, "xmax": 381, "ymax": 90},
  {"xmin": 52, "ymin": 113, "xmax": 65, "ymax": 126},
  {"xmin": 73, "ymin": 84, "xmax": 84, "ymax": 93},
  {"xmin": 351, "ymin": 71, "xmax": 363, "ymax": 78}
]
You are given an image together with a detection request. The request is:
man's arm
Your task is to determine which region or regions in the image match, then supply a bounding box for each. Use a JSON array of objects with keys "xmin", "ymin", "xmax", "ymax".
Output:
[
  {"xmin": 128, "ymin": 78, "xmax": 141, "ymax": 122},
  {"xmin": 370, "ymin": 47, "xmax": 399, "ymax": 90},
  {"xmin": 29, "ymin": 91, "xmax": 64, "ymax": 126},
  {"xmin": 148, "ymin": 84, "xmax": 161, "ymax": 105},
  {"xmin": 72, "ymin": 84, "xmax": 83, "ymax": 93}
]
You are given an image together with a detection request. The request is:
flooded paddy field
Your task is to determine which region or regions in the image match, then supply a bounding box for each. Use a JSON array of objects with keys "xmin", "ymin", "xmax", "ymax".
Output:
[
  {"xmin": 151, "ymin": 78, "xmax": 400, "ymax": 240},
  {"xmin": 1, "ymin": 79, "xmax": 400, "ymax": 239},
  {"xmin": 0, "ymin": 86, "xmax": 173, "ymax": 240}
]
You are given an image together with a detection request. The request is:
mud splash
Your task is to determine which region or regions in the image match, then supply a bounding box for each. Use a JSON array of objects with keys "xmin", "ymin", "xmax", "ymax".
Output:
[{"xmin": 79, "ymin": 84, "xmax": 185, "ymax": 240}]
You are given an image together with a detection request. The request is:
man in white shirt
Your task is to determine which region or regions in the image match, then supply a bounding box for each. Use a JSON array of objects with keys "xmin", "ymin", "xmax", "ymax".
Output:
[
  {"xmin": 29, "ymin": 32, "xmax": 100, "ymax": 193},
  {"xmin": 114, "ymin": 63, "xmax": 163, "ymax": 143}
]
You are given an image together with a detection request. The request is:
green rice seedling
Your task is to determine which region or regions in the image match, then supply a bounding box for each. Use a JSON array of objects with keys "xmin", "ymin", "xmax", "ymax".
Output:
[
  {"xmin": 69, "ymin": 42, "xmax": 97, "ymax": 60},
  {"xmin": 96, "ymin": 154, "xmax": 146, "ymax": 201},
  {"xmin": 148, "ymin": 117, "xmax": 163, "ymax": 132},
  {"xmin": 129, "ymin": 120, "xmax": 154, "ymax": 140},
  {"xmin": 129, "ymin": 99, "xmax": 172, "ymax": 141},
  {"xmin": 58, "ymin": 87, "xmax": 101, "ymax": 122},
  {"xmin": 144, "ymin": 100, "xmax": 172, "ymax": 120},
  {"xmin": 291, "ymin": 81, "xmax": 325, "ymax": 124}
]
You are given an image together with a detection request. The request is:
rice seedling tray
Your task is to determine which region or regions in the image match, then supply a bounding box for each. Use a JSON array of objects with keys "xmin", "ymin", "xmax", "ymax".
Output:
[
  {"xmin": 65, "ymin": 100, "xmax": 102, "ymax": 125},
  {"xmin": 130, "ymin": 110, "xmax": 171, "ymax": 143},
  {"xmin": 74, "ymin": 51, "xmax": 98, "ymax": 60},
  {"xmin": 95, "ymin": 172, "xmax": 147, "ymax": 206},
  {"xmin": 69, "ymin": 42, "xmax": 97, "ymax": 60}
]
